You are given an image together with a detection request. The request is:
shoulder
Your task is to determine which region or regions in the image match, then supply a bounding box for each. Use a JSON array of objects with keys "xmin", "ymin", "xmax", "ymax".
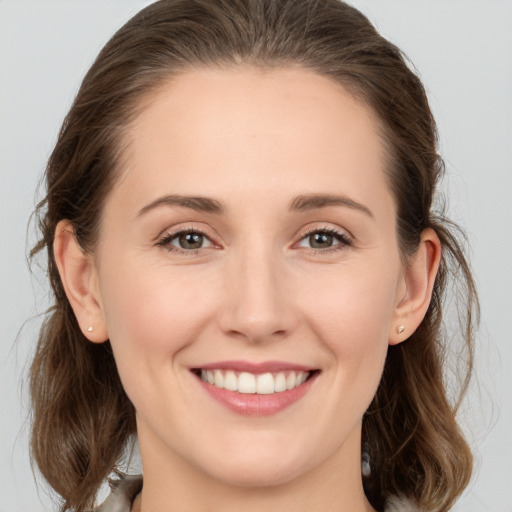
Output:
[
  {"xmin": 385, "ymin": 495, "xmax": 424, "ymax": 512},
  {"xmin": 94, "ymin": 474, "xmax": 143, "ymax": 512}
]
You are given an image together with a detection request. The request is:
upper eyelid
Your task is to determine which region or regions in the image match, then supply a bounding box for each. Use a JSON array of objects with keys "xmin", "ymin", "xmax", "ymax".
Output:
[
  {"xmin": 157, "ymin": 224, "xmax": 216, "ymax": 241},
  {"xmin": 300, "ymin": 226, "xmax": 348, "ymax": 236},
  {"xmin": 161, "ymin": 228, "xmax": 213, "ymax": 242},
  {"xmin": 296, "ymin": 224, "xmax": 353, "ymax": 242}
]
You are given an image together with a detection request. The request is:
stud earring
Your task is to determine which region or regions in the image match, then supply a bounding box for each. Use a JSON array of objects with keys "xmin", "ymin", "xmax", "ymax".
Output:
[
  {"xmin": 87, "ymin": 326, "xmax": 93, "ymax": 332},
  {"xmin": 397, "ymin": 325, "xmax": 405, "ymax": 334}
]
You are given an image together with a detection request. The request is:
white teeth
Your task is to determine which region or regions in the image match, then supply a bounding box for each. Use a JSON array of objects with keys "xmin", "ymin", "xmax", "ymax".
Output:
[
  {"xmin": 256, "ymin": 373, "xmax": 274, "ymax": 394},
  {"xmin": 214, "ymin": 369, "xmax": 224, "ymax": 388},
  {"xmin": 238, "ymin": 372, "xmax": 256, "ymax": 393},
  {"xmin": 274, "ymin": 372, "xmax": 287, "ymax": 392},
  {"xmin": 199, "ymin": 369, "xmax": 312, "ymax": 394},
  {"xmin": 286, "ymin": 372, "xmax": 296, "ymax": 390},
  {"xmin": 224, "ymin": 370, "xmax": 238, "ymax": 391}
]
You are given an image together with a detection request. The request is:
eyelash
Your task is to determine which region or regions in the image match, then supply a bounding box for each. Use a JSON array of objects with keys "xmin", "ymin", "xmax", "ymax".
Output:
[{"xmin": 156, "ymin": 226, "xmax": 353, "ymax": 255}]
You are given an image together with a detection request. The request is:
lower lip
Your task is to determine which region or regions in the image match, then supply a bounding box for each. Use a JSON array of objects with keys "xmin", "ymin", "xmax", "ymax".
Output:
[{"xmin": 195, "ymin": 372, "xmax": 318, "ymax": 416}]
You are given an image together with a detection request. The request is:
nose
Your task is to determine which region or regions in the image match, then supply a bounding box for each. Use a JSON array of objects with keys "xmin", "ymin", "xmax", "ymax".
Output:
[{"xmin": 217, "ymin": 246, "xmax": 298, "ymax": 344}]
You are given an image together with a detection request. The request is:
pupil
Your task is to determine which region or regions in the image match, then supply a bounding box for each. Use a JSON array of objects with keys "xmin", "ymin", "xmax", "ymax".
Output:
[
  {"xmin": 310, "ymin": 232, "xmax": 333, "ymax": 248},
  {"xmin": 179, "ymin": 232, "xmax": 203, "ymax": 249}
]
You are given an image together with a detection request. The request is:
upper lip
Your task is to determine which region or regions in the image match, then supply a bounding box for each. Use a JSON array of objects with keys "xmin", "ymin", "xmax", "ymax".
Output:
[{"xmin": 193, "ymin": 360, "xmax": 316, "ymax": 374}]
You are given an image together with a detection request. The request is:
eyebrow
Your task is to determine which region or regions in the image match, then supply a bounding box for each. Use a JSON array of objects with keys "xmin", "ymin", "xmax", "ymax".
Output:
[
  {"xmin": 289, "ymin": 193, "xmax": 374, "ymax": 218},
  {"xmin": 137, "ymin": 192, "xmax": 373, "ymax": 218},
  {"xmin": 137, "ymin": 194, "xmax": 224, "ymax": 217}
]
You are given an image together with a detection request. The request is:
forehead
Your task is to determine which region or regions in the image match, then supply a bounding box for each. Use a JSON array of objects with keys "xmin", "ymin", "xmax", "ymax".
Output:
[{"xmin": 114, "ymin": 66, "xmax": 393, "ymax": 217}]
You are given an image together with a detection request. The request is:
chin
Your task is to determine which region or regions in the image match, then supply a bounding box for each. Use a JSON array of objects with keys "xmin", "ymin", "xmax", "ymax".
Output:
[
  {"xmin": 195, "ymin": 441, "xmax": 311, "ymax": 488},
  {"xmin": 210, "ymin": 462, "xmax": 304, "ymax": 489}
]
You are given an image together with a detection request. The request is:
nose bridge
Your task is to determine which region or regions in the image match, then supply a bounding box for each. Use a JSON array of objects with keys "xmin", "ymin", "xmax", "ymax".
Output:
[{"xmin": 219, "ymin": 238, "xmax": 294, "ymax": 343}]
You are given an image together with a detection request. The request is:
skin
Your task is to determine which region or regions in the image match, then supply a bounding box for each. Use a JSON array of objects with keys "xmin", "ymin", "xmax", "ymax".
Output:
[{"xmin": 54, "ymin": 67, "xmax": 440, "ymax": 512}]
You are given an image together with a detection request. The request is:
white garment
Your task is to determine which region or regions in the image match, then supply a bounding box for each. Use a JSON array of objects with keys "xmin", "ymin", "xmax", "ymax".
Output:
[{"xmin": 94, "ymin": 474, "xmax": 142, "ymax": 512}]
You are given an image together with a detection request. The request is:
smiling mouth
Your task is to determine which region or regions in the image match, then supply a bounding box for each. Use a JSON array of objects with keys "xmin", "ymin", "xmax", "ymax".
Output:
[{"xmin": 192, "ymin": 369, "xmax": 319, "ymax": 395}]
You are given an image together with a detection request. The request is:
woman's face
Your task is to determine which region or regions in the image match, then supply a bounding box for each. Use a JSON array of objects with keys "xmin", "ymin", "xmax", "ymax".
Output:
[{"xmin": 92, "ymin": 67, "xmax": 407, "ymax": 486}]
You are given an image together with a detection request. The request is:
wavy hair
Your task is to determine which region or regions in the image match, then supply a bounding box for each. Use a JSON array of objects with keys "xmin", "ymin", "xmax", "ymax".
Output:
[{"xmin": 29, "ymin": 1, "xmax": 478, "ymax": 510}]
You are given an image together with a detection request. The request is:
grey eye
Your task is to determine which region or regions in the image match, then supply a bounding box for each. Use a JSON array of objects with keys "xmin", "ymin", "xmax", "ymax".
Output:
[
  {"xmin": 308, "ymin": 232, "xmax": 335, "ymax": 249},
  {"xmin": 297, "ymin": 229, "xmax": 351, "ymax": 251},
  {"xmin": 172, "ymin": 232, "xmax": 212, "ymax": 250}
]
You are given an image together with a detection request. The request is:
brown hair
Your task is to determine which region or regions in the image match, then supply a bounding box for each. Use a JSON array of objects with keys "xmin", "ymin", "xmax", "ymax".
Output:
[{"xmin": 30, "ymin": 1, "xmax": 478, "ymax": 511}]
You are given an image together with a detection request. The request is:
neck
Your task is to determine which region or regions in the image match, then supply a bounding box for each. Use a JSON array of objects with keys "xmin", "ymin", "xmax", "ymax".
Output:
[{"xmin": 136, "ymin": 424, "xmax": 376, "ymax": 512}]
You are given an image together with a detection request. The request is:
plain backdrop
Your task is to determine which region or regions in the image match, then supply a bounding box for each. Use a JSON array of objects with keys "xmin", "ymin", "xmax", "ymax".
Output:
[{"xmin": 1, "ymin": 1, "xmax": 511, "ymax": 511}]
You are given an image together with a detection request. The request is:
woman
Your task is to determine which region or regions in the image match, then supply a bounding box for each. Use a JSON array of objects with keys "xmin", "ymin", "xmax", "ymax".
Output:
[{"xmin": 29, "ymin": 0, "xmax": 478, "ymax": 511}]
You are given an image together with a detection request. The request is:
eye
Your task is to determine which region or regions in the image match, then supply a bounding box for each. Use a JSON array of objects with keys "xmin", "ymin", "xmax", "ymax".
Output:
[
  {"xmin": 158, "ymin": 229, "xmax": 213, "ymax": 251},
  {"xmin": 297, "ymin": 228, "xmax": 352, "ymax": 251}
]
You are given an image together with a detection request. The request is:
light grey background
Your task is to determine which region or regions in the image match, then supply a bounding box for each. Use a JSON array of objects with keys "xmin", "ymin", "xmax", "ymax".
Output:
[{"xmin": 1, "ymin": 1, "xmax": 511, "ymax": 510}]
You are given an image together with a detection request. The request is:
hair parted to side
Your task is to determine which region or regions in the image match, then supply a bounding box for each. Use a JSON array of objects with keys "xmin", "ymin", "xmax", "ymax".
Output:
[{"xmin": 30, "ymin": 1, "xmax": 479, "ymax": 511}]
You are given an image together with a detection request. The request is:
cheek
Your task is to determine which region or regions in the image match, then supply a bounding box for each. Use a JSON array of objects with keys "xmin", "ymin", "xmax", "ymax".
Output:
[
  {"xmin": 306, "ymin": 263, "xmax": 398, "ymax": 353},
  {"xmin": 101, "ymin": 258, "xmax": 212, "ymax": 343},
  {"xmin": 97, "ymin": 258, "xmax": 217, "ymax": 395},
  {"xmin": 303, "ymin": 263, "xmax": 398, "ymax": 409}
]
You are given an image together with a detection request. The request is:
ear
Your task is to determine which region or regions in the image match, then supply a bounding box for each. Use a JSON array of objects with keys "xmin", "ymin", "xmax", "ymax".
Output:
[
  {"xmin": 53, "ymin": 220, "xmax": 108, "ymax": 343},
  {"xmin": 389, "ymin": 228, "xmax": 441, "ymax": 345}
]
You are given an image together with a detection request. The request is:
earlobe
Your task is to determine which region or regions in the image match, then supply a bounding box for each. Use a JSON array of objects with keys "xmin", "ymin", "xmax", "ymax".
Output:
[
  {"xmin": 53, "ymin": 220, "xmax": 108, "ymax": 343},
  {"xmin": 389, "ymin": 228, "xmax": 441, "ymax": 345}
]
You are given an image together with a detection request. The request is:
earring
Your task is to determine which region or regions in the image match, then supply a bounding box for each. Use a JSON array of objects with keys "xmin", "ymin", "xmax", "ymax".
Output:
[
  {"xmin": 87, "ymin": 326, "xmax": 93, "ymax": 332},
  {"xmin": 397, "ymin": 325, "xmax": 405, "ymax": 334}
]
